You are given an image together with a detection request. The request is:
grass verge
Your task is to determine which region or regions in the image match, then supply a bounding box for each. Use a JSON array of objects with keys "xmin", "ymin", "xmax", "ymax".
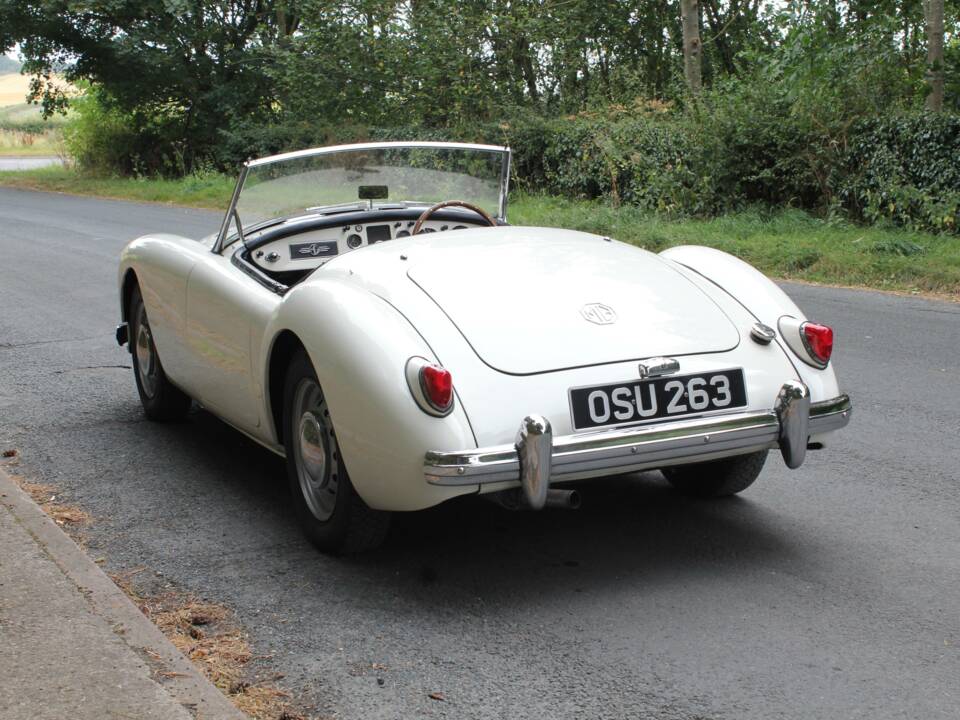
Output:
[
  {"xmin": 0, "ymin": 165, "xmax": 234, "ymax": 207},
  {"xmin": 1, "ymin": 166, "xmax": 957, "ymax": 298}
]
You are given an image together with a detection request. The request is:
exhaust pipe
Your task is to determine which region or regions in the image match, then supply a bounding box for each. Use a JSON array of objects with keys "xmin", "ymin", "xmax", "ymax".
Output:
[{"xmin": 544, "ymin": 488, "xmax": 581, "ymax": 510}]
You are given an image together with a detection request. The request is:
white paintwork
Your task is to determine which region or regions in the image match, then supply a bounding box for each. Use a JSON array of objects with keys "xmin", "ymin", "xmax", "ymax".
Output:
[
  {"xmin": 659, "ymin": 245, "xmax": 841, "ymax": 441},
  {"xmin": 406, "ymin": 229, "xmax": 739, "ymax": 374},
  {"xmin": 119, "ymin": 222, "xmax": 846, "ymax": 512}
]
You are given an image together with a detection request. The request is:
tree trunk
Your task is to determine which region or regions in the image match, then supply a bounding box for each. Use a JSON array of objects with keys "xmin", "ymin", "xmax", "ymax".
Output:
[
  {"xmin": 680, "ymin": 0, "xmax": 702, "ymax": 95},
  {"xmin": 924, "ymin": 0, "xmax": 945, "ymax": 112}
]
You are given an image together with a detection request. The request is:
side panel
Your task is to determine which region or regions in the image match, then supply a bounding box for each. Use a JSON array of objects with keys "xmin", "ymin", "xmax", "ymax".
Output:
[{"xmin": 263, "ymin": 279, "xmax": 478, "ymax": 511}]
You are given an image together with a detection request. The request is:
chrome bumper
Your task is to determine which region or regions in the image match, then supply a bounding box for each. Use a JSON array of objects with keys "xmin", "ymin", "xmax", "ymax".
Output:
[{"xmin": 424, "ymin": 382, "xmax": 851, "ymax": 506}]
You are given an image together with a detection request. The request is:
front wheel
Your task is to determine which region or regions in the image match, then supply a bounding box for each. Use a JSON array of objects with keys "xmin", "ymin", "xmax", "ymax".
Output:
[
  {"xmin": 662, "ymin": 450, "xmax": 768, "ymax": 497},
  {"xmin": 282, "ymin": 351, "xmax": 390, "ymax": 553},
  {"xmin": 128, "ymin": 285, "xmax": 191, "ymax": 421}
]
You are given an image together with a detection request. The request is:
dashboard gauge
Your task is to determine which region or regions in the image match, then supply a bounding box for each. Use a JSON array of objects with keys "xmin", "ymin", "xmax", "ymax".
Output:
[
  {"xmin": 453, "ymin": 225, "xmax": 467, "ymax": 230},
  {"xmin": 396, "ymin": 230, "xmax": 411, "ymax": 238},
  {"xmin": 346, "ymin": 234, "xmax": 363, "ymax": 249},
  {"xmin": 420, "ymin": 227, "xmax": 436, "ymax": 233}
]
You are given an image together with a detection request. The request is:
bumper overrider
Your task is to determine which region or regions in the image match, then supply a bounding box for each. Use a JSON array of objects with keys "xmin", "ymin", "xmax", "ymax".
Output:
[{"xmin": 424, "ymin": 381, "xmax": 851, "ymax": 510}]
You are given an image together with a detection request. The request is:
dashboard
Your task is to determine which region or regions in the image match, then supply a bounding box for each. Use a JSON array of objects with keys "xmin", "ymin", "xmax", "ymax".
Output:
[{"xmin": 248, "ymin": 216, "xmax": 482, "ymax": 274}]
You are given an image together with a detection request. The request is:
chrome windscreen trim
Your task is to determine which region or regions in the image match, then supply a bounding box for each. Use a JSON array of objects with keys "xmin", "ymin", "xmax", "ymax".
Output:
[{"xmin": 424, "ymin": 393, "xmax": 851, "ymax": 487}]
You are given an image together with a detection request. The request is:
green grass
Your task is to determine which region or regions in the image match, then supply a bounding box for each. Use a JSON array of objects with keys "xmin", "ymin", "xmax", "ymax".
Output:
[
  {"xmin": 511, "ymin": 195, "xmax": 960, "ymax": 299},
  {"xmin": 0, "ymin": 166, "xmax": 956, "ymax": 298},
  {"xmin": 0, "ymin": 166, "xmax": 236, "ymax": 207}
]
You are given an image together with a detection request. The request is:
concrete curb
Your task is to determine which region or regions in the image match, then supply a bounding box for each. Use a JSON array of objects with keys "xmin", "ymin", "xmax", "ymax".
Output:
[{"xmin": 0, "ymin": 467, "xmax": 245, "ymax": 720}]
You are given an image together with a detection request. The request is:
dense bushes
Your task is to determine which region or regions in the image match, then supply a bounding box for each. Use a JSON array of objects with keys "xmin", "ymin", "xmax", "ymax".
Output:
[
  {"xmin": 63, "ymin": 81, "xmax": 960, "ymax": 234},
  {"xmin": 838, "ymin": 114, "xmax": 960, "ymax": 233}
]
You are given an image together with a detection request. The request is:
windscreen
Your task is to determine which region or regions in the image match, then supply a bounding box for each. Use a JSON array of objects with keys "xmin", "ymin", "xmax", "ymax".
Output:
[{"xmin": 234, "ymin": 144, "xmax": 507, "ymax": 233}]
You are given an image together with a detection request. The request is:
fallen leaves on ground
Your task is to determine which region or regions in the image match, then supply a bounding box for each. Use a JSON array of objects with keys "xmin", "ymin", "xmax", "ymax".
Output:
[
  {"xmin": 111, "ymin": 571, "xmax": 307, "ymax": 720},
  {"xmin": 13, "ymin": 476, "xmax": 90, "ymax": 531}
]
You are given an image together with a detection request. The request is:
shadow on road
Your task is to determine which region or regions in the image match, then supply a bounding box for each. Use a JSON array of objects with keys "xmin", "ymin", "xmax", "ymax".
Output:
[{"xmin": 138, "ymin": 406, "xmax": 805, "ymax": 612}]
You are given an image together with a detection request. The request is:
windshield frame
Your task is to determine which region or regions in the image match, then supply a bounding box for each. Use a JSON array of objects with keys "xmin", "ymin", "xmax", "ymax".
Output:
[{"xmin": 213, "ymin": 141, "xmax": 511, "ymax": 254}]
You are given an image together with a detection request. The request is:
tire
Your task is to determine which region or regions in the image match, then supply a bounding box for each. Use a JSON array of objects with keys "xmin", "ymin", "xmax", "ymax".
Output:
[
  {"xmin": 282, "ymin": 350, "xmax": 390, "ymax": 553},
  {"xmin": 662, "ymin": 450, "xmax": 768, "ymax": 498},
  {"xmin": 128, "ymin": 285, "xmax": 192, "ymax": 421}
]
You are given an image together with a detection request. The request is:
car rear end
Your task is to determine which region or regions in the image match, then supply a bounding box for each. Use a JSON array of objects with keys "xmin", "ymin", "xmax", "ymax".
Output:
[{"xmin": 324, "ymin": 226, "xmax": 851, "ymax": 511}]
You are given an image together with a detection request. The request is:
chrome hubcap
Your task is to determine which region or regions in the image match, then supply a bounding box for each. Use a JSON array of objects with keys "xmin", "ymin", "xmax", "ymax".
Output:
[
  {"xmin": 292, "ymin": 379, "xmax": 339, "ymax": 521},
  {"xmin": 135, "ymin": 304, "xmax": 159, "ymax": 398}
]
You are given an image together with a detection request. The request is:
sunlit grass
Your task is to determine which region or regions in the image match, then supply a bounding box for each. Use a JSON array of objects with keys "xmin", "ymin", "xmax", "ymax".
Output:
[
  {"xmin": 0, "ymin": 102, "xmax": 69, "ymax": 156},
  {"xmin": 0, "ymin": 166, "xmax": 235, "ymax": 207},
  {"xmin": 0, "ymin": 127, "xmax": 63, "ymax": 156},
  {"xmin": 0, "ymin": 168, "xmax": 955, "ymax": 298},
  {"xmin": 511, "ymin": 194, "xmax": 960, "ymax": 298}
]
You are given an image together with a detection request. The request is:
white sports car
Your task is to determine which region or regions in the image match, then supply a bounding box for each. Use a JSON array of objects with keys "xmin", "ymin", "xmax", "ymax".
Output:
[{"xmin": 117, "ymin": 141, "xmax": 851, "ymax": 552}]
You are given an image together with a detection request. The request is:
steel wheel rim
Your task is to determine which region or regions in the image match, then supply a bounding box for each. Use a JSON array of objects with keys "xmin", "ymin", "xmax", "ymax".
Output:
[
  {"xmin": 292, "ymin": 378, "xmax": 339, "ymax": 521},
  {"xmin": 135, "ymin": 303, "xmax": 159, "ymax": 398}
]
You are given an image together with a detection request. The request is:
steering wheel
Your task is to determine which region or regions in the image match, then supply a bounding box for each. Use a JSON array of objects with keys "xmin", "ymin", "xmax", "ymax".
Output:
[{"xmin": 412, "ymin": 200, "xmax": 497, "ymax": 235}]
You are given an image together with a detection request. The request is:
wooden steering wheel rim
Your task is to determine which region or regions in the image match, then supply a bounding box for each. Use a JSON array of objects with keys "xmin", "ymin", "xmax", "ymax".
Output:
[{"xmin": 411, "ymin": 200, "xmax": 497, "ymax": 235}]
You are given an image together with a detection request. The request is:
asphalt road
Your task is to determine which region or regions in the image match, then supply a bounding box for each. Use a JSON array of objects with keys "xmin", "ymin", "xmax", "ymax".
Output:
[
  {"xmin": 0, "ymin": 156, "xmax": 63, "ymax": 170},
  {"xmin": 1, "ymin": 187, "xmax": 958, "ymax": 720}
]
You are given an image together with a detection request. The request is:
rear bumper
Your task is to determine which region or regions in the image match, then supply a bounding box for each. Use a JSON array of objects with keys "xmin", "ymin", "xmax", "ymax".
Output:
[{"xmin": 424, "ymin": 382, "xmax": 851, "ymax": 499}]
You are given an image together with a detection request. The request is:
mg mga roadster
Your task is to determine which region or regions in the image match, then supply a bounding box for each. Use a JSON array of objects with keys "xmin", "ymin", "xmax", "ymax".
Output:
[{"xmin": 116, "ymin": 142, "xmax": 851, "ymax": 552}]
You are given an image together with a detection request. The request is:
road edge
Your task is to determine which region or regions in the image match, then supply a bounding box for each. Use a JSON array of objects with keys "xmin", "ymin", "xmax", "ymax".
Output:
[{"xmin": 0, "ymin": 466, "xmax": 246, "ymax": 720}]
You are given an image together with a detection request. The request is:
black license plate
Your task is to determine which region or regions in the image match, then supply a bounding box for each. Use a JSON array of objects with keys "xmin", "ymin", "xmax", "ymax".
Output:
[{"xmin": 569, "ymin": 369, "xmax": 747, "ymax": 430}]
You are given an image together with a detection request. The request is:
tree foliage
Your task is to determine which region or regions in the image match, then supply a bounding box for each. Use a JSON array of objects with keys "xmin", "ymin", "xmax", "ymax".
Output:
[{"xmin": 0, "ymin": 0, "xmax": 958, "ymax": 232}]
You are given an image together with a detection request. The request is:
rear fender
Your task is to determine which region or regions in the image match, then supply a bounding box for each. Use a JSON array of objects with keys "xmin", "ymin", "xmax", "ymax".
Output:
[
  {"xmin": 263, "ymin": 278, "xmax": 478, "ymax": 511},
  {"xmin": 660, "ymin": 245, "xmax": 840, "ymax": 405}
]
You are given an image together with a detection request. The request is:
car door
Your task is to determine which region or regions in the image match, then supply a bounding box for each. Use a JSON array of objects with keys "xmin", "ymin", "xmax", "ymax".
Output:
[{"xmin": 182, "ymin": 250, "xmax": 277, "ymax": 433}]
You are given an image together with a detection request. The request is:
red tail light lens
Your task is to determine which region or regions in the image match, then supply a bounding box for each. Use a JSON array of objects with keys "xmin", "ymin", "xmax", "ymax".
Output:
[
  {"xmin": 420, "ymin": 364, "xmax": 453, "ymax": 412},
  {"xmin": 802, "ymin": 322, "xmax": 834, "ymax": 366}
]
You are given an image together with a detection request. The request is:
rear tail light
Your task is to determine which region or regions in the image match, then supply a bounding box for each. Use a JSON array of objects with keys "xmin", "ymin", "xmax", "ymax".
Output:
[
  {"xmin": 405, "ymin": 357, "xmax": 455, "ymax": 416},
  {"xmin": 777, "ymin": 316, "xmax": 835, "ymax": 369},
  {"xmin": 420, "ymin": 364, "xmax": 453, "ymax": 411},
  {"xmin": 801, "ymin": 322, "xmax": 834, "ymax": 366}
]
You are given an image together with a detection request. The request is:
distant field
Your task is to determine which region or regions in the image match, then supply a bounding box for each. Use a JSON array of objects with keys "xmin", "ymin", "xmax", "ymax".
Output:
[
  {"xmin": 0, "ymin": 74, "xmax": 70, "ymax": 156},
  {"xmin": 0, "ymin": 72, "xmax": 32, "ymax": 107}
]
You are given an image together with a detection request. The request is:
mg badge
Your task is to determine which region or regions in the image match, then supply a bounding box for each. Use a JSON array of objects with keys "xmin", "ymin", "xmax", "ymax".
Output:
[{"xmin": 580, "ymin": 303, "xmax": 617, "ymax": 325}]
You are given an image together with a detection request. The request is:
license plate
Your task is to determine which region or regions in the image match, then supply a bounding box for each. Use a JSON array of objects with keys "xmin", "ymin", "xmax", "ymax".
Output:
[{"xmin": 569, "ymin": 369, "xmax": 747, "ymax": 431}]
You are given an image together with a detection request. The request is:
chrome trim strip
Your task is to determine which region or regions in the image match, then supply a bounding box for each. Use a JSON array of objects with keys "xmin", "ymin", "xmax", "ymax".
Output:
[
  {"xmin": 247, "ymin": 141, "xmax": 509, "ymax": 168},
  {"xmin": 424, "ymin": 392, "xmax": 851, "ymax": 487},
  {"xmin": 499, "ymin": 147, "xmax": 511, "ymax": 222},
  {"xmin": 230, "ymin": 249, "xmax": 288, "ymax": 296},
  {"xmin": 213, "ymin": 164, "xmax": 248, "ymax": 255}
]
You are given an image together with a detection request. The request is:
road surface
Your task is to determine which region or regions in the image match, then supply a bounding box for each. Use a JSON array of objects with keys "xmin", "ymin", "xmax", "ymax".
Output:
[
  {"xmin": 0, "ymin": 156, "xmax": 62, "ymax": 170},
  {"xmin": 1, "ymin": 187, "xmax": 957, "ymax": 719}
]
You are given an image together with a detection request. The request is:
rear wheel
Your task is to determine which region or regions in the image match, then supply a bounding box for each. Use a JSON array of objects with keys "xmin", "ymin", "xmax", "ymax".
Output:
[
  {"xmin": 662, "ymin": 451, "xmax": 768, "ymax": 497},
  {"xmin": 282, "ymin": 350, "xmax": 390, "ymax": 553},
  {"xmin": 128, "ymin": 285, "xmax": 191, "ymax": 421}
]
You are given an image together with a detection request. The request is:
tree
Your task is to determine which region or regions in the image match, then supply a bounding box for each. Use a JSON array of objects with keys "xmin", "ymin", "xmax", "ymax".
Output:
[
  {"xmin": 925, "ymin": 0, "xmax": 945, "ymax": 111},
  {"xmin": 0, "ymin": 0, "xmax": 297, "ymax": 172},
  {"xmin": 680, "ymin": 0, "xmax": 702, "ymax": 95}
]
